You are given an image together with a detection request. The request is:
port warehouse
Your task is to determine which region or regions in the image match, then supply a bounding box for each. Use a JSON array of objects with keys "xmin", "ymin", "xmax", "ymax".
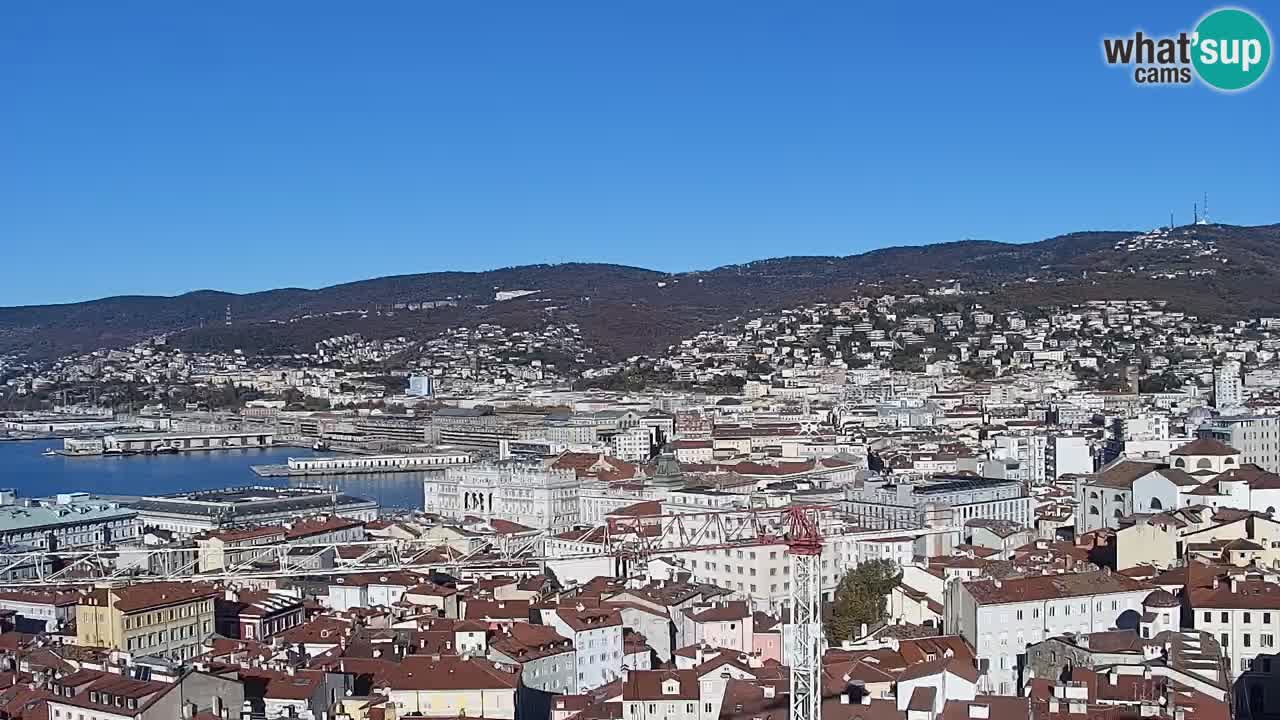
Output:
[
  {"xmin": 283, "ymin": 452, "xmax": 470, "ymax": 472},
  {"xmin": 241, "ymin": 408, "xmax": 599, "ymax": 450},
  {"xmin": 245, "ymin": 413, "xmax": 427, "ymax": 444},
  {"xmin": 63, "ymin": 430, "xmax": 275, "ymax": 454},
  {"xmin": 1, "ymin": 414, "xmax": 171, "ymax": 434}
]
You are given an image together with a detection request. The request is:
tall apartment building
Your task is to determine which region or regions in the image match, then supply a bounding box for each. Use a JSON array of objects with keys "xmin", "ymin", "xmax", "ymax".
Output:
[
  {"xmin": 1046, "ymin": 435, "xmax": 1093, "ymax": 480},
  {"xmin": 1199, "ymin": 415, "xmax": 1280, "ymax": 473},
  {"xmin": 408, "ymin": 373, "xmax": 435, "ymax": 398},
  {"xmin": 1214, "ymin": 361, "xmax": 1244, "ymax": 410},
  {"xmin": 425, "ymin": 462, "xmax": 580, "ymax": 531},
  {"xmin": 77, "ymin": 582, "xmax": 218, "ymax": 661},
  {"xmin": 612, "ymin": 426, "xmax": 654, "ymax": 462},
  {"xmin": 991, "ymin": 434, "xmax": 1047, "ymax": 485}
]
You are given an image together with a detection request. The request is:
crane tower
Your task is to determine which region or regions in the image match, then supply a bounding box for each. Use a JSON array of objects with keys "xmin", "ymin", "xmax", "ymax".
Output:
[{"xmin": 785, "ymin": 505, "xmax": 823, "ymax": 720}]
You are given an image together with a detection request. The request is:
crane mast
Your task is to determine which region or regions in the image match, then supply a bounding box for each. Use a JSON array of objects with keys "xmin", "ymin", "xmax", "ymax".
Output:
[{"xmin": 785, "ymin": 505, "xmax": 823, "ymax": 720}]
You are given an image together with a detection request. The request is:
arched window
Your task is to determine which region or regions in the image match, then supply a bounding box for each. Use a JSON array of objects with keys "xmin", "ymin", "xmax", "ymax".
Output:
[
  {"xmin": 1115, "ymin": 494, "xmax": 1125, "ymax": 503},
  {"xmin": 1174, "ymin": 458, "xmax": 1187, "ymax": 468},
  {"xmin": 1197, "ymin": 458, "xmax": 1213, "ymax": 470},
  {"xmin": 1268, "ymin": 507, "xmax": 1276, "ymax": 516},
  {"xmin": 1115, "ymin": 508, "xmax": 1125, "ymax": 518},
  {"xmin": 1150, "ymin": 497, "xmax": 1163, "ymax": 511},
  {"xmin": 1224, "ymin": 457, "xmax": 1235, "ymax": 465},
  {"xmin": 1089, "ymin": 491, "xmax": 1099, "ymax": 499},
  {"xmin": 1089, "ymin": 506, "xmax": 1099, "ymax": 516}
]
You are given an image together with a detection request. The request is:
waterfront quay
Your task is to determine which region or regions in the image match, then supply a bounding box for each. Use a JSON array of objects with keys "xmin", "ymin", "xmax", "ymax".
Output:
[
  {"xmin": 61, "ymin": 430, "xmax": 275, "ymax": 455},
  {"xmin": 251, "ymin": 451, "xmax": 471, "ymax": 477}
]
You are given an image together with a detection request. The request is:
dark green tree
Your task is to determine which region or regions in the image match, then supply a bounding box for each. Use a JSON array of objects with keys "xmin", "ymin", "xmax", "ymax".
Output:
[{"xmin": 824, "ymin": 560, "xmax": 903, "ymax": 643}]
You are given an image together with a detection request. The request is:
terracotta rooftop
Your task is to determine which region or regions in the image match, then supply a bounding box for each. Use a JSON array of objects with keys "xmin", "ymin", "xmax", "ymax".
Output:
[
  {"xmin": 1170, "ymin": 438, "xmax": 1239, "ymax": 456},
  {"xmin": 84, "ymin": 582, "xmax": 218, "ymax": 613},
  {"xmin": 620, "ymin": 669, "xmax": 699, "ymax": 701},
  {"xmin": 964, "ymin": 570, "xmax": 1151, "ymax": 605},
  {"xmin": 1089, "ymin": 461, "xmax": 1164, "ymax": 489}
]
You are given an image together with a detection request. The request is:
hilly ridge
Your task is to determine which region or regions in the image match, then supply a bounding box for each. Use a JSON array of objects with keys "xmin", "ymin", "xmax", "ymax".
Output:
[{"xmin": 3, "ymin": 224, "xmax": 1279, "ymax": 362}]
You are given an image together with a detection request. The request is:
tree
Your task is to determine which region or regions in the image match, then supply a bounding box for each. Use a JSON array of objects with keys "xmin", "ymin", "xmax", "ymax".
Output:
[{"xmin": 824, "ymin": 560, "xmax": 903, "ymax": 643}]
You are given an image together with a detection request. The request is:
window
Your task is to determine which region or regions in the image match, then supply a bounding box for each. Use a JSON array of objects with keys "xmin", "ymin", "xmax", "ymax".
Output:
[
  {"xmin": 1223, "ymin": 612, "xmax": 1230, "ymax": 623},
  {"xmin": 1245, "ymin": 613, "xmax": 1252, "ymax": 624},
  {"xmin": 1244, "ymin": 634, "xmax": 1252, "ymax": 647},
  {"xmin": 1204, "ymin": 612, "xmax": 1212, "ymax": 623}
]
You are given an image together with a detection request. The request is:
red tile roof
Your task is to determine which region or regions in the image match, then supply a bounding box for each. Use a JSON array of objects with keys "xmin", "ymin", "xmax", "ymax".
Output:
[
  {"xmin": 964, "ymin": 570, "xmax": 1151, "ymax": 605},
  {"xmin": 1171, "ymin": 438, "xmax": 1239, "ymax": 456}
]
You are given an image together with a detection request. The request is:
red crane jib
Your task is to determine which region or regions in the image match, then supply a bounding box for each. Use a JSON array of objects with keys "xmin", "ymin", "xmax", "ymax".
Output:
[{"xmin": 783, "ymin": 506, "xmax": 823, "ymax": 555}]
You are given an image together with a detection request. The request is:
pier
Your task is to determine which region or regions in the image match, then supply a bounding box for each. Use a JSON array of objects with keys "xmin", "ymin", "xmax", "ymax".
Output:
[
  {"xmin": 99, "ymin": 430, "xmax": 275, "ymax": 454},
  {"xmin": 251, "ymin": 452, "xmax": 471, "ymax": 477}
]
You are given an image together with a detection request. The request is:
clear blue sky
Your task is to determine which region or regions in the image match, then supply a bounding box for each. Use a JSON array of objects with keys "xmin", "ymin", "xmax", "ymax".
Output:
[{"xmin": 2, "ymin": 1, "xmax": 1276, "ymax": 306}]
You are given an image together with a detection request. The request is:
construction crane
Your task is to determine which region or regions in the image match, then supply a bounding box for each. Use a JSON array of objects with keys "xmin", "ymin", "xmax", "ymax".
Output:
[
  {"xmin": 0, "ymin": 503, "xmax": 949, "ymax": 585},
  {"xmin": 785, "ymin": 505, "xmax": 823, "ymax": 720},
  {"xmin": 0, "ymin": 504, "xmax": 958, "ymax": 717}
]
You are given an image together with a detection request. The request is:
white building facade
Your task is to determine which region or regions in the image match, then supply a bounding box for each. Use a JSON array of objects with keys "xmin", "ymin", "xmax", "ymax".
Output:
[
  {"xmin": 425, "ymin": 463, "xmax": 581, "ymax": 531},
  {"xmin": 946, "ymin": 571, "xmax": 1154, "ymax": 696}
]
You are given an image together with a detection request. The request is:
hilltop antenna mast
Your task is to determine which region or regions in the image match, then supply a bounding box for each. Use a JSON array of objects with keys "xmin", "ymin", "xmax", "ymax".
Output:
[
  {"xmin": 1203, "ymin": 192, "xmax": 1210, "ymax": 224},
  {"xmin": 1193, "ymin": 202, "xmax": 1198, "ymax": 224}
]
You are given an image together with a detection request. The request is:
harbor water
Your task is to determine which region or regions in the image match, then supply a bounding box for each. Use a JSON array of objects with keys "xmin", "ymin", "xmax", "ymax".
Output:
[{"xmin": 0, "ymin": 439, "xmax": 427, "ymax": 510}]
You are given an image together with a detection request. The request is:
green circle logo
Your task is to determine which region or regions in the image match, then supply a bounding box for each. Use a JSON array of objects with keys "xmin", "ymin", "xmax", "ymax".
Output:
[{"xmin": 1192, "ymin": 8, "xmax": 1271, "ymax": 91}]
